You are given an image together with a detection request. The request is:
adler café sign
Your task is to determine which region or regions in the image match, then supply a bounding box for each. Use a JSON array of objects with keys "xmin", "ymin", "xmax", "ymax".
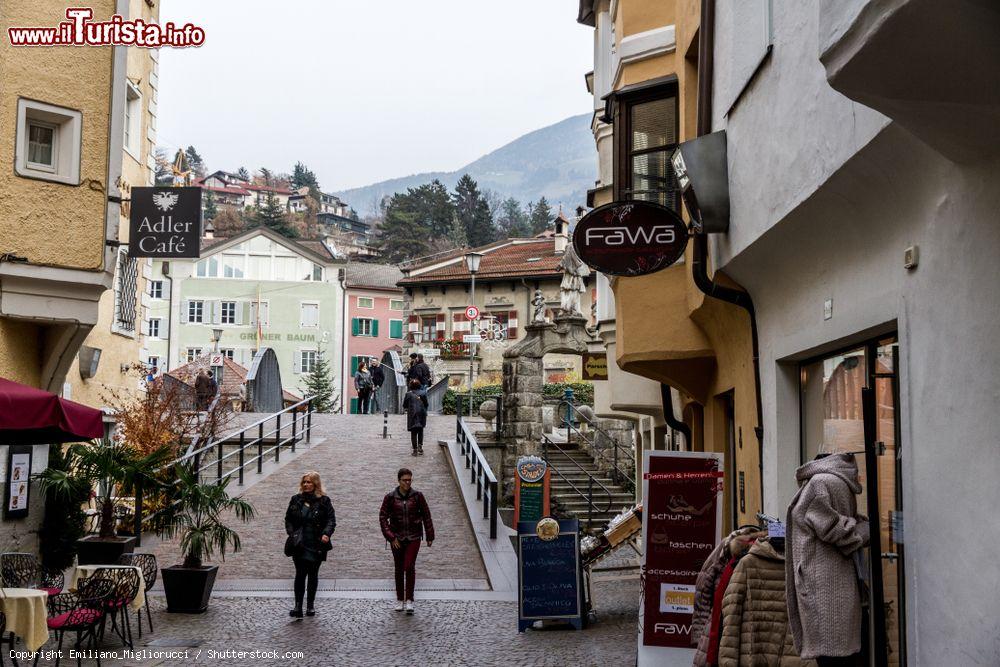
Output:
[
  {"xmin": 572, "ymin": 201, "xmax": 688, "ymax": 277},
  {"xmin": 129, "ymin": 186, "xmax": 202, "ymax": 258}
]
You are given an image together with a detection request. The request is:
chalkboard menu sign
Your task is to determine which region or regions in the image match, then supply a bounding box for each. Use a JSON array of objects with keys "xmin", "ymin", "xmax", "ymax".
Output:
[
  {"xmin": 517, "ymin": 518, "xmax": 583, "ymax": 632},
  {"xmin": 514, "ymin": 456, "xmax": 550, "ymax": 524}
]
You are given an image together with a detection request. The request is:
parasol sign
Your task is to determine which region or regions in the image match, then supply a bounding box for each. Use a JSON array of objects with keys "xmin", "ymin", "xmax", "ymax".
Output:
[{"xmin": 573, "ymin": 201, "xmax": 688, "ymax": 277}]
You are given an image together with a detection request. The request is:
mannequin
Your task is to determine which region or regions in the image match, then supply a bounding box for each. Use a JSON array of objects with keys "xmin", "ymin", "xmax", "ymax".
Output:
[{"xmin": 785, "ymin": 452, "xmax": 869, "ymax": 664}]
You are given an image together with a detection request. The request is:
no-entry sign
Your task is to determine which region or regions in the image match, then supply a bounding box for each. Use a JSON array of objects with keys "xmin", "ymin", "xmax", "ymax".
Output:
[{"xmin": 465, "ymin": 306, "xmax": 480, "ymax": 320}]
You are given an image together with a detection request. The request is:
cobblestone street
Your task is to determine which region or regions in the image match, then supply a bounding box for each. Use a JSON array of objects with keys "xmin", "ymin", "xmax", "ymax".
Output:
[{"xmin": 144, "ymin": 414, "xmax": 487, "ymax": 583}]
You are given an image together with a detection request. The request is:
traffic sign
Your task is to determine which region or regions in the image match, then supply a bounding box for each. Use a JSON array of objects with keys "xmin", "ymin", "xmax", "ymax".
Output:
[
  {"xmin": 465, "ymin": 305, "xmax": 480, "ymax": 320},
  {"xmin": 209, "ymin": 354, "xmax": 225, "ymax": 367},
  {"xmin": 463, "ymin": 334, "xmax": 483, "ymax": 343}
]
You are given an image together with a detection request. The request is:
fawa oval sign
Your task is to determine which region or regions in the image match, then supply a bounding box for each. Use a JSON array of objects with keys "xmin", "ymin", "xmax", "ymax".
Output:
[{"xmin": 572, "ymin": 201, "xmax": 688, "ymax": 277}]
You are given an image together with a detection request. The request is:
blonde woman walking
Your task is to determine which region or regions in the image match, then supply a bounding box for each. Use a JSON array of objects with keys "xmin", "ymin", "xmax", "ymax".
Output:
[{"xmin": 284, "ymin": 471, "xmax": 336, "ymax": 617}]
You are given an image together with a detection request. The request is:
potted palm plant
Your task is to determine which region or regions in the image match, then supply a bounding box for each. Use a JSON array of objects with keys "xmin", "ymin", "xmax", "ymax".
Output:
[
  {"xmin": 37, "ymin": 438, "xmax": 172, "ymax": 565},
  {"xmin": 153, "ymin": 464, "xmax": 255, "ymax": 613}
]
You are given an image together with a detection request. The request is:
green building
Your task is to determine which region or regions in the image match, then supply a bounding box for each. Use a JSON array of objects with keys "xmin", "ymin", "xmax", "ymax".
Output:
[{"xmin": 148, "ymin": 227, "xmax": 346, "ymax": 400}]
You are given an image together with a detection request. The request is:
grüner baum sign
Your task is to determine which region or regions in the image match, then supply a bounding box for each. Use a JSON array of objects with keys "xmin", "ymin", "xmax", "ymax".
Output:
[
  {"xmin": 572, "ymin": 200, "xmax": 687, "ymax": 277},
  {"xmin": 129, "ymin": 187, "xmax": 202, "ymax": 258}
]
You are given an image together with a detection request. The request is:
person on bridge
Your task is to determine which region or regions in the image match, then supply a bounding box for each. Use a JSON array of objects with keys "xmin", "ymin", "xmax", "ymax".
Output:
[
  {"xmin": 406, "ymin": 354, "xmax": 432, "ymax": 408},
  {"xmin": 379, "ymin": 467, "xmax": 434, "ymax": 614},
  {"xmin": 354, "ymin": 360, "xmax": 374, "ymax": 414},
  {"xmin": 403, "ymin": 378, "xmax": 427, "ymax": 455},
  {"xmin": 370, "ymin": 359, "xmax": 385, "ymax": 414},
  {"xmin": 284, "ymin": 471, "xmax": 336, "ymax": 618}
]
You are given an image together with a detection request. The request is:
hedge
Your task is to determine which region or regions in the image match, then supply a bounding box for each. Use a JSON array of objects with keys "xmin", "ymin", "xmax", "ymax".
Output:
[{"xmin": 442, "ymin": 382, "xmax": 594, "ymax": 415}]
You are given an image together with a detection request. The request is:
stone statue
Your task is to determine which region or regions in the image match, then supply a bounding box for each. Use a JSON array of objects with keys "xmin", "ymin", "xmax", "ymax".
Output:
[
  {"xmin": 559, "ymin": 244, "xmax": 590, "ymax": 317},
  {"xmin": 532, "ymin": 289, "xmax": 546, "ymax": 323}
]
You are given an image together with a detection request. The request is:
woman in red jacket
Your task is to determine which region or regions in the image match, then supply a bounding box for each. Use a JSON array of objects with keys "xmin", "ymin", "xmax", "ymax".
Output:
[{"xmin": 379, "ymin": 467, "xmax": 434, "ymax": 614}]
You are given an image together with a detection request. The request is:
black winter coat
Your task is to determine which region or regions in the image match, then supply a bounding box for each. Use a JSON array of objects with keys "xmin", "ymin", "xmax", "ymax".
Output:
[
  {"xmin": 285, "ymin": 493, "xmax": 336, "ymax": 561},
  {"xmin": 403, "ymin": 390, "xmax": 427, "ymax": 431},
  {"xmin": 371, "ymin": 365, "xmax": 385, "ymax": 387},
  {"xmin": 407, "ymin": 362, "xmax": 431, "ymax": 386}
]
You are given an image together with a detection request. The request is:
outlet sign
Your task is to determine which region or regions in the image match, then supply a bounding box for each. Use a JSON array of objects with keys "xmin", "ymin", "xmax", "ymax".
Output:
[
  {"xmin": 129, "ymin": 187, "xmax": 203, "ymax": 258},
  {"xmin": 573, "ymin": 201, "xmax": 687, "ymax": 277}
]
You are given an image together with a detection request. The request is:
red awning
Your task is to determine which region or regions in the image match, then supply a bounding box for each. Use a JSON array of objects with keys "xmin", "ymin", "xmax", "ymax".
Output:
[{"xmin": 0, "ymin": 377, "xmax": 104, "ymax": 444}]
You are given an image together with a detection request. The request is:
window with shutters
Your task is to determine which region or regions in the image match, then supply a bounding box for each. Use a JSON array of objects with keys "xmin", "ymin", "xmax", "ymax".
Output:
[
  {"xmin": 148, "ymin": 318, "xmax": 162, "ymax": 338},
  {"xmin": 148, "ymin": 355, "xmax": 159, "ymax": 370},
  {"xmin": 300, "ymin": 302, "xmax": 319, "ymax": 328},
  {"xmin": 249, "ymin": 301, "xmax": 269, "ymax": 326},
  {"xmin": 149, "ymin": 280, "xmax": 163, "ymax": 299},
  {"xmin": 389, "ymin": 319, "xmax": 404, "ymax": 339},
  {"xmin": 188, "ymin": 300, "xmax": 205, "ymax": 323},
  {"xmin": 113, "ymin": 248, "xmax": 139, "ymax": 333},
  {"xmin": 421, "ymin": 316, "xmax": 436, "ymax": 342},
  {"xmin": 186, "ymin": 347, "xmax": 203, "ymax": 362},
  {"xmin": 220, "ymin": 348, "xmax": 236, "ymax": 360},
  {"xmin": 355, "ymin": 317, "xmax": 374, "ymax": 336},
  {"xmin": 614, "ymin": 82, "xmax": 680, "ymax": 211},
  {"xmin": 300, "ymin": 350, "xmax": 318, "ymax": 374},
  {"xmin": 220, "ymin": 301, "xmax": 237, "ymax": 325}
]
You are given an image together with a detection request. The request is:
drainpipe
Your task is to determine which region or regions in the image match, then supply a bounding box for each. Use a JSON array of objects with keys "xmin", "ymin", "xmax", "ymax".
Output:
[
  {"xmin": 161, "ymin": 261, "xmax": 174, "ymax": 370},
  {"xmin": 693, "ymin": 0, "xmax": 765, "ymax": 513},
  {"xmin": 340, "ymin": 267, "xmax": 349, "ymax": 414},
  {"xmin": 660, "ymin": 383, "xmax": 691, "ymax": 450}
]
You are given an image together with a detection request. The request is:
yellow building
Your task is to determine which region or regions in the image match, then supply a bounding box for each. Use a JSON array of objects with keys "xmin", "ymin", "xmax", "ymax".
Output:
[
  {"xmin": 66, "ymin": 0, "xmax": 161, "ymax": 407},
  {"xmin": 0, "ymin": 0, "xmax": 126, "ymax": 392},
  {"xmin": 577, "ymin": 0, "xmax": 760, "ymax": 529}
]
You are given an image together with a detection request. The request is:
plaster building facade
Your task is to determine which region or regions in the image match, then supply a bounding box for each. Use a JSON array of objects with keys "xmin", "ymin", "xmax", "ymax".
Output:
[
  {"xmin": 694, "ymin": 1, "xmax": 1000, "ymax": 663},
  {"xmin": 343, "ymin": 262, "xmax": 405, "ymax": 413},
  {"xmin": 576, "ymin": 0, "xmax": 760, "ymax": 524},
  {"xmin": 397, "ymin": 232, "xmax": 594, "ymax": 388},
  {"xmin": 147, "ymin": 227, "xmax": 346, "ymax": 399}
]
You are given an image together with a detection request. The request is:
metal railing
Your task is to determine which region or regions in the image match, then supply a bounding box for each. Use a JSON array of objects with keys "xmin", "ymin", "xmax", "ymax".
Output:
[
  {"xmin": 541, "ymin": 434, "xmax": 613, "ymax": 532},
  {"xmin": 560, "ymin": 400, "xmax": 635, "ymax": 495},
  {"xmin": 133, "ymin": 397, "xmax": 317, "ymax": 545},
  {"xmin": 454, "ymin": 409, "xmax": 499, "ymax": 539}
]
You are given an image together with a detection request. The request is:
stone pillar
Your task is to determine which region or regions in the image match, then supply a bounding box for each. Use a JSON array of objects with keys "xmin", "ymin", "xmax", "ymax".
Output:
[{"xmin": 501, "ymin": 354, "xmax": 544, "ymax": 456}]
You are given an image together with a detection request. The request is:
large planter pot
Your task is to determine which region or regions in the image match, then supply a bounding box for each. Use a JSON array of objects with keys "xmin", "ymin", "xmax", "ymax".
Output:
[
  {"xmin": 161, "ymin": 565, "xmax": 219, "ymax": 613},
  {"xmin": 76, "ymin": 535, "xmax": 136, "ymax": 565}
]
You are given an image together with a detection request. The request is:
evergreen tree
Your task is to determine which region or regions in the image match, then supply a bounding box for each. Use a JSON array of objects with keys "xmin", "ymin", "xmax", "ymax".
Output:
[
  {"xmin": 291, "ymin": 162, "xmax": 322, "ymax": 200},
  {"xmin": 303, "ymin": 351, "xmax": 336, "ymax": 413},
  {"xmin": 446, "ymin": 212, "xmax": 468, "ymax": 248},
  {"xmin": 184, "ymin": 145, "xmax": 206, "ymax": 178},
  {"xmin": 452, "ymin": 174, "xmax": 496, "ymax": 247},
  {"xmin": 236, "ymin": 167, "xmax": 250, "ymax": 181},
  {"xmin": 529, "ymin": 196, "xmax": 553, "ymax": 235},
  {"xmin": 497, "ymin": 197, "xmax": 530, "ymax": 237},
  {"xmin": 203, "ymin": 192, "xmax": 218, "ymax": 221},
  {"xmin": 255, "ymin": 190, "xmax": 296, "ymax": 237},
  {"xmin": 373, "ymin": 179, "xmax": 458, "ymax": 262}
]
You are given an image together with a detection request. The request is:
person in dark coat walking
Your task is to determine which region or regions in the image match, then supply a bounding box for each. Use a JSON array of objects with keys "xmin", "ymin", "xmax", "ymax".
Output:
[
  {"xmin": 403, "ymin": 379, "xmax": 427, "ymax": 455},
  {"xmin": 370, "ymin": 359, "xmax": 385, "ymax": 414},
  {"xmin": 407, "ymin": 355, "xmax": 432, "ymax": 408},
  {"xmin": 285, "ymin": 471, "xmax": 336, "ymax": 617},
  {"xmin": 379, "ymin": 467, "xmax": 434, "ymax": 614},
  {"xmin": 194, "ymin": 368, "xmax": 212, "ymax": 410}
]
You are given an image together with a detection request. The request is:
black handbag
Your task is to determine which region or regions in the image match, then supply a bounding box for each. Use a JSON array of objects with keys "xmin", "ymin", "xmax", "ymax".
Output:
[{"xmin": 284, "ymin": 530, "xmax": 303, "ymax": 557}]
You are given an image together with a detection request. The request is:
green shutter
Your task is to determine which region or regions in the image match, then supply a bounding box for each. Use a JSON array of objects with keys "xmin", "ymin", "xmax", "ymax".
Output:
[
  {"xmin": 371, "ymin": 319, "xmax": 379, "ymax": 337},
  {"xmin": 350, "ymin": 397, "xmax": 358, "ymax": 414},
  {"xmin": 350, "ymin": 356, "xmax": 359, "ymax": 375},
  {"xmin": 390, "ymin": 320, "xmax": 403, "ymax": 339},
  {"xmin": 351, "ymin": 318, "xmax": 359, "ymax": 336}
]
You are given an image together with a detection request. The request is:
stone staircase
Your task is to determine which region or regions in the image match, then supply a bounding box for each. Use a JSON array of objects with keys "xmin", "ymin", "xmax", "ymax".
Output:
[{"xmin": 545, "ymin": 440, "xmax": 636, "ymax": 533}]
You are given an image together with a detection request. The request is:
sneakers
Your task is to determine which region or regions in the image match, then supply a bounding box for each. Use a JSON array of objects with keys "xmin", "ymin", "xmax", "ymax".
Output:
[
  {"xmin": 417, "ymin": 447, "xmax": 424, "ymax": 455},
  {"xmin": 394, "ymin": 600, "xmax": 405, "ymax": 612},
  {"xmin": 405, "ymin": 600, "xmax": 414, "ymax": 615},
  {"xmin": 411, "ymin": 449, "xmax": 418, "ymax": 456}
]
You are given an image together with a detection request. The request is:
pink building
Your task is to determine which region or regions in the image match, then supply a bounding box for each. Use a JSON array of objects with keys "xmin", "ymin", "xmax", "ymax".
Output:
[{"xmin": 342, "ymin": 263, "xmax": 405, "ymax": 413}]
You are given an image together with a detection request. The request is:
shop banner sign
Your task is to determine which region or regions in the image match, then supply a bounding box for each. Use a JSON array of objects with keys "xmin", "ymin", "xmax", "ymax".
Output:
[
  {"xmin": 582, "ymin": 352, "xmax": 609, "ymax": 381},
  {"xmin": 4, "ymin": 444, "xmax": 32, "ymax": 520},
  {"xmin": 129, "ymin": 186, "xmax": 202, "ymax": 258},
  {"xmin": 514, "ymin": 456, "xmax": 550, "ymax": 524},
  {"xmin": 573, "ymin": 200, "xmax": 688, "ymax": 277},
  {"xmin": 518, "ymin": 518, "xmax": 583, "ymax": 632},
  {"xmin": 638, "ymin": 450, "xmax": 723, "ymax": 666}
]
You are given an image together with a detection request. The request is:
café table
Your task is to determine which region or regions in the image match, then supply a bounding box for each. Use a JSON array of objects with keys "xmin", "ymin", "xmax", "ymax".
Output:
[
  {"xmin": 68, "ymin": 565, "xmax": 146, "ymax": 611},
  {"xmin": 0, "ymin": 587, "xmax": 49, "ymax": 652}
]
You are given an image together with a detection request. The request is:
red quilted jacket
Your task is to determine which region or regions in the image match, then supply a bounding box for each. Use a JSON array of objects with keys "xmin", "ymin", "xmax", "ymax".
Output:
[{"xmin": 379, "ymin": 488, "xmax": 435, "ymax": 543}]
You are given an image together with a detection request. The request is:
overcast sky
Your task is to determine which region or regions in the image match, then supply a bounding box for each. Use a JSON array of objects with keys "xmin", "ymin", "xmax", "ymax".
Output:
[{"xmin": 156, "ymin": 1, "xmax": 593, "ymax": 192}]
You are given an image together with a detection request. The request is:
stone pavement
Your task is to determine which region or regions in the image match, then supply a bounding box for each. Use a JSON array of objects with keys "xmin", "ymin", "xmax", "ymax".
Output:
[
  {"xmin": 143, "ymin": 414, "xmax": 487, "ymax": 583},
  {"xmin": 21, "ymin": 579, "xmax": 639, "ymax": 667}
]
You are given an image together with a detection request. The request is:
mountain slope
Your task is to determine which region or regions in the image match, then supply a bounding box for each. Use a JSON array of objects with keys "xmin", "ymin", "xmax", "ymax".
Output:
[{"xmin": 335, "ymin": 114, "xmax": 595, "ymax": 215}]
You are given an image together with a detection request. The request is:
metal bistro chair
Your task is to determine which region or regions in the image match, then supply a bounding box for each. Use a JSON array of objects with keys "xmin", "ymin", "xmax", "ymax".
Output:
[
  {"xmin": 0, "ymin": 553, "xmax": 64, "ymax": 596},
  {"xmin": 85, "ymin": 567, "xmax": 141, "ymax": 650},
  {"xmin": 35, "ymin": 577, "xmax": 115, "ymax": 667},
  {"xmin": 117, "ymin": 554, "xmax": 157, "ymax": 636}
]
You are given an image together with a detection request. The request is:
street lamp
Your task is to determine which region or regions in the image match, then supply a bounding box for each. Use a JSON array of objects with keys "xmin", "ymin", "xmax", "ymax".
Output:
[
  {"xmin": 465, "ymin": 252, "xmax": 483, "ymax": 418},
  {"xmin": 210, "ymin": 327, "xmax": 224, "ymax": 387}
]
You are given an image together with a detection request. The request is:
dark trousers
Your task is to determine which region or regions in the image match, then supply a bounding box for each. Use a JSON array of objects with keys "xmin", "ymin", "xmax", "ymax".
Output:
[
  {"xmin": 357, "ymin": 389, "xmax": 371, "ymax": 414},
  {"xmin": 391, "ymin": 539, "xmax": 421, "ymax": 601},
  {"xmin": 292, "ymin": 557, "xmax": 321, "ymax": 608},
  {"xmin": 410, "ymin": 428, "xmax": 424, "ymax": 450},
  {"xmin": 817, "ymin": 656, "xmax": 861, "ymax": 667},
  {"xmin": 371, "ymin": 387, "xmax": 382, "ymax": 413}
]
